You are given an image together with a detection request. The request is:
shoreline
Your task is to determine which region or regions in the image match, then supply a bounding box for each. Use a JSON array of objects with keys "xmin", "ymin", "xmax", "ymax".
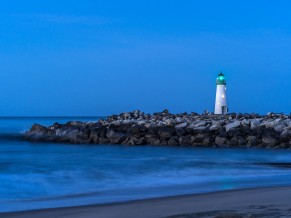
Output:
[{"xmin": 3, "ymin": 186, "xmax": 291, "ymax": 218}]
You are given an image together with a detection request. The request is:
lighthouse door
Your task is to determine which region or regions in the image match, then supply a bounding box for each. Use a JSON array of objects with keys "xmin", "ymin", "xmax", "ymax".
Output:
[{"xmin": 221, "ymin": 106, "xmax": 227, "ymax": 115}]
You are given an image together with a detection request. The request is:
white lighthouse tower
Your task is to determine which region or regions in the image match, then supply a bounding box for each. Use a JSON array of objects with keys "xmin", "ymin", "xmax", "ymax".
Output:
[{"xmin": 214, "ymin": 72, "xmax": 228, "ymax": 115}]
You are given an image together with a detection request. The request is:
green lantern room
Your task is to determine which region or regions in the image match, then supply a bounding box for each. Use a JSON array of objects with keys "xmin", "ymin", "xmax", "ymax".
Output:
[{"xmin": 216, "ymin": 72, "xmax": 226, "ymax": 85}]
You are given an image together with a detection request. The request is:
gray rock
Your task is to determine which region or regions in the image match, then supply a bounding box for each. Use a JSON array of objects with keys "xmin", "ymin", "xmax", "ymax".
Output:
[
  {"xmin": 262, "ymin": 137, "xmax": 278, "ymax": 146},
  {"xmin": 68, "ymin": 121, "xmax": 83, "ymax": 127},
  {"xmin": 215, "ymin": 136, "xmax": 227, "ymax": 146},
  {"xmin": 237, "ymin": 137, "xmax": 247, "ymax": 146},
  {"xmin": 194, "ymin": 121, "xmax": 206, "ymax": 128},
  {"xmin": 175, "ymin": 122, "xmax": 188, "ymax": 128},
  {"xmin": 229, "ymin": 137, "xmax": 238, "ymax": 146},
  {"xmin": 175, "ymin": 117, "xmax": 183, "ymax": 123},
  {"xmin": 225, "ymin": 121, "xmax": 241, "ymax": 132},
  {"xmin": 196, "ymin": 126, "xmax": 207, "ymax": 131},
  {"xmin": 121, "ymin": 120, "xmax": 131, "ymax": 125},
  {"xmin": 146, "ymin": 137, "xmax": 160, "ymax": 145},
  {"xmin": 99, "ymin": 137, "xmax": 110, "ymax": 144},
  {"xmin": 274, "ymin": 125, "xmax": 284, "ymax": 133},
  {"xmin": 156, "ymin": 121, "xmax": 166, "ymax": 127},
  {"xmin": 250, "ymin": 119, "xmax": 261, "ymax": 130},
  {"xmin": 133, "ymin": 137, "xmax": 146, "ymax": 145},
  {"xmin": 128, "ymin": 125, "xmax": 141, "ymax": 136},
  {"xmin": 106, "ymin": 130, "xmax": 126, "ymax": 144},
  {"xmin": 158, "ymin": 127, "xmax": 175, "ymax": 140},
  {"xmin": 30, "ymin": 124, "xmax": 47, "ymax": 133},
  {"xmin": 265, "ymin": 120, "xmax": 277, "ymax": 128},
  {"xmin": 241, "ymin": 119, "xmax": 250, "ymax": 126},
  {"xmin": 165, "ymin": 119, "xmax": 173, "ymax": 125},
  {"xmin": 246, "ymin": 136, "xmax": 257, "ymax": 146},
  {"xmin": 202, "ymin": 137, "xmax": 213, "ymax": 146},
  {"xmin": 55, "ymin": 128, "xmax": 65, "ymax": 136},
  {"xmin": 179, "ymin": 136, "xmax": 191, "ymax": 145},
  {"xmin": 279, "ymin": 130, "xmax": 291, "ymax": 142},
  {"xmin": 190, "ymin": 133, "xmax": 205, "ymax": 143},
  {"xmin": 209, "ymin": 125, "xmax": 218, "ymax": 130},
  {"xmin": 168, "ymin": 137, "xmax": 179, "ymax": 146},
  {"xmin": 284, "ymin": 119, "xmax": 291, "ymax": 126},
  {"xmin": 137, "ymin": 121, "xmax": 146, "ymax": 125},
  {"xmin": 175, "ymin": 128, "xmax": 187, "ymax": 137},
  {"xmin": 162, "ymin": 109, "xmax": 169, "ymax": 114}
]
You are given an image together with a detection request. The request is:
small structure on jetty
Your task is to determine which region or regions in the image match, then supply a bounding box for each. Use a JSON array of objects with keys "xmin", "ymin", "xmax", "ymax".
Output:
[{"xmin": 215, "ymin": 72, "xmax": 228, "ymax": 115}]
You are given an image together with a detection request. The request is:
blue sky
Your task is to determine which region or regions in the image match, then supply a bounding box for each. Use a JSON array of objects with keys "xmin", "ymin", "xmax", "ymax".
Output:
[{"xmin": 1, "ymin": 0, "xmax": 291, "ymax": 116}]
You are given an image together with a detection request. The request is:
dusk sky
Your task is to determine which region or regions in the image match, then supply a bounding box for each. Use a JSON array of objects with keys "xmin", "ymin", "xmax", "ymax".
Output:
[{"xmin": 1, "ymin": 0, "xmax": 291, "ymax": 116}]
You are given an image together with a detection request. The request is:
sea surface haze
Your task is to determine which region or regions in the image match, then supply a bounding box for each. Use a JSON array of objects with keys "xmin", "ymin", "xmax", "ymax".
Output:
[{"xmin": 1, "ymin": 117, "xmax": 291, "ymax": 212}]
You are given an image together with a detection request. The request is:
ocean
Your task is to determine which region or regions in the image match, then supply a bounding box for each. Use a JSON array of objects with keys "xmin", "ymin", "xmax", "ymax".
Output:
[{"xmin": 1, "ymin": 117, "xmax": 291, "ymax": 212}]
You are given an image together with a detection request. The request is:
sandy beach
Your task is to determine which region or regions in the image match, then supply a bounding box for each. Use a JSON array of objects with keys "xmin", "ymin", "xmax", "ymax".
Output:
[{"xmin": 2, "ymin": 186, "xmax": 291, "ymax": 218}]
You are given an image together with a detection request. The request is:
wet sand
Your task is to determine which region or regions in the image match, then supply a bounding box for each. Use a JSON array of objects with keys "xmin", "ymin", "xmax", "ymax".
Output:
[{"xmin": 2, "ymin": 186, "xmax": 291, "ymax": 218}]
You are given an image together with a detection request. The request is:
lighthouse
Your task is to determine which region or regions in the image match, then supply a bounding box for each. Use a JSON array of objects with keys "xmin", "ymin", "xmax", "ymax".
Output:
[{"xmin": 214, "ymin": 72, "xmax": 228, "ymax": 115}]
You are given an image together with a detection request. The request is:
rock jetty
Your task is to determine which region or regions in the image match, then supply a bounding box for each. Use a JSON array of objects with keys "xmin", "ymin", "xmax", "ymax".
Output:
[{"xmin": 25, "ymin": 110, "xmax": 291, "ymax": 148}]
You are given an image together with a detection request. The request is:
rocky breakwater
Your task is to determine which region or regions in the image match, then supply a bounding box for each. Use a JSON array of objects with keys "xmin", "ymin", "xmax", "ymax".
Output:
[{"xmin": 25, "ymin": 110, "xmax": 291, "ymax": 148}]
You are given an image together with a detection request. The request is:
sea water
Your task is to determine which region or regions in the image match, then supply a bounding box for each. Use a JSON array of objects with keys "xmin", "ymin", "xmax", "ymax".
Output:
[{"xmin": 1, "ymin": 117, "xmax": 291, "ymax": 212}]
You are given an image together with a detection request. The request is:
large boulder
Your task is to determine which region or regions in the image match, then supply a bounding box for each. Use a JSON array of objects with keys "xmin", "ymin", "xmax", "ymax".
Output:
[
  {"xmin": 67, "ymin": 121, "xmax": 83, "ymax": 127},
  {"xmin": 202, "ymin": 136, "xmax": 214, "ymax": 146},
  {"xmin": 229, "ymin": 137, "xmax": 238, "ymax": 146},
  {"xmin": 246, "ymin": 136, "xmax": 257, "ymax": 146},
  {"xmin": 190, "ymin": 133, "xmax": 205, "ymax": 143},
  {"xmin": 262, "ymin": 137, "xmax": 278, "ymax": 147},
  {"xmin": 188, "ymin": 120, "xmax": 206, "ymax": 129},
  {"xmin": 79, "ymin": 127, "xmax": 91, "ymax": 140},
  {"xmin": 106, "ymin": 130, "xmax": 126, "ymax": 144},
  {"xmin": 240, "ymin": 126, "xmax": 251, "ymax": 136},
  {"xmin": 178, "ymin": 136, "xmax": 191, "ymax": 145},
  {"xmin": 175, "ymin": 122, "xmax": 188, "ymax": 128},
  {"xmin": 29, "ymin": 124, "xmax": 47, "ymax": 134},
  {"xmin": 215, "ymin": 136, "xmax": 227, "ymax": 146},
  {"xmin": 158, "ymin": 127, "xmax": 175, "ymax": 140},
  {"xmin": 90, "ymin": 127, "xmax": 105, "ymax": 144},
  {"xmin": 237, "ymin": 136, "xmax": 247, "ymax": 146},
  {"xmin": 274, "ymin": 125, "xmax": 284, "ymax": 133},
  {"xmin": 26, "ymin": 124, "xmax": 48, "ymax": 141},
  {"xmin": 133, "ymin": 137, "xmax": 146, "ymax": 145},
  {"xmin": 128, "ymin": 125, "xmax": 141, "ymax": 136},
  {"xmin": 168, "ymin": 136, "xmax": 179, "ymax": 146},
  {"xmin": 225, "ymin": 121, "xmax": 241, "ymax": 132},
  {"xmin": 241, "ymin": 119, "xmax": 250, "ymax": 126},
  {"xmin": 147, "ymin": 138, "xmax": 161, "ymax": 146},
  {"xmin": 250, "ymin": 119, "xmax": 261, "ymax": 130},
  {"xmin": 209, "ymin": 125, "xmax": 218, "ymax": 130},
  {"xmin": 279, "ymin": 130, "xmax": 291, "ymax": 142},
  {"xmin": 176, "ymin": 127, "xmax": 187, "ymax": 137},
  {"xmin": 175, "ymin": 117, "xmax": 183, "ymax": 124},
  {"xmin": 195, "ymin": 126, "xmax": 207, "ymax": 132}
]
